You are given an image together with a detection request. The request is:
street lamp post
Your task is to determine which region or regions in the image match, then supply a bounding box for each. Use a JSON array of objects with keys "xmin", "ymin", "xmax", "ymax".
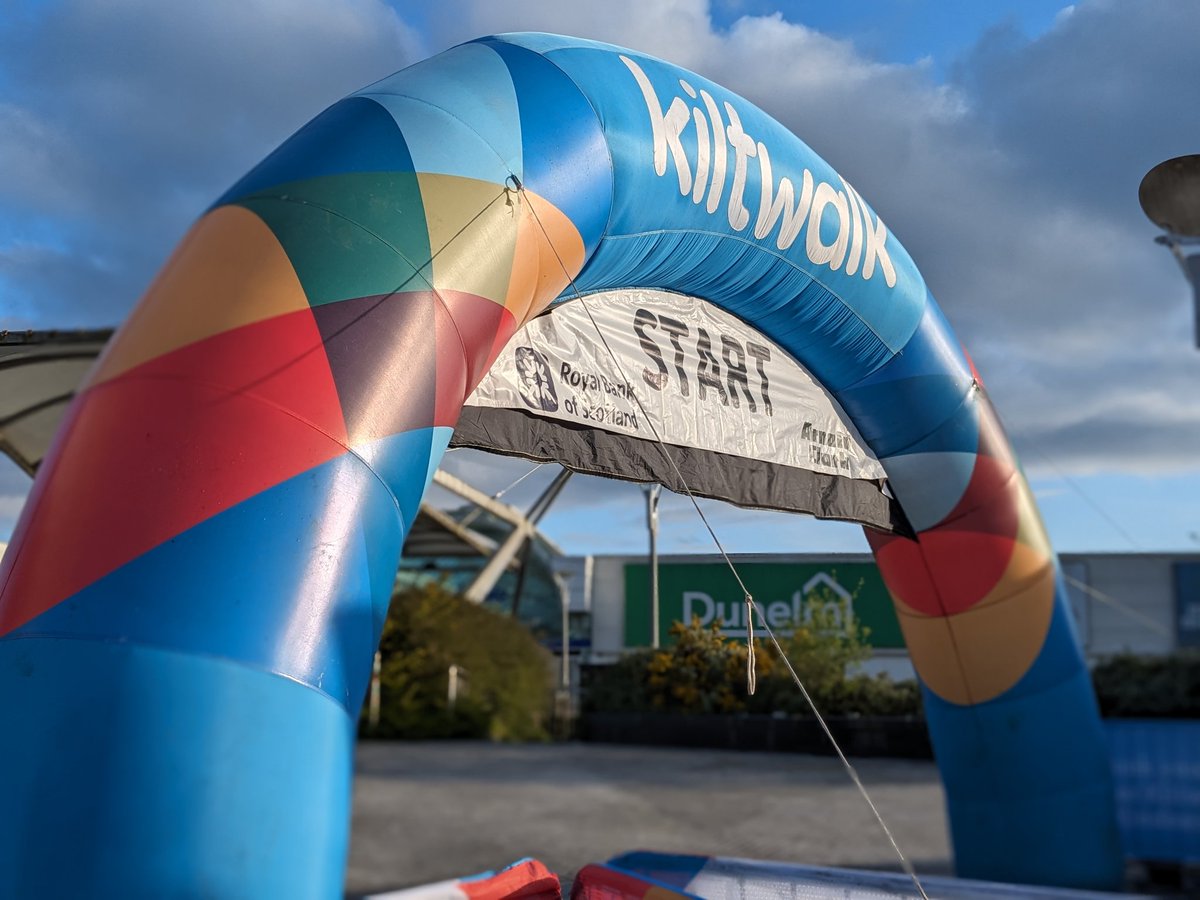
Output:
[{"xmin": 1139, "ymin": 154, "xmax": 1200, "ymax": 348}]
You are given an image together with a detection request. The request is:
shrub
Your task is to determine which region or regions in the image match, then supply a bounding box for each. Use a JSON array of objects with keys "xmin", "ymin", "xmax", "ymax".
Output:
[
  {"xmin": 365, "ymin": 581, "xmax": 553, "ymax": 740},
  {"xmin": 584, "ymin": 612, "xmax": 923, "ymax": 718},
  {"xmin": 645, "ymin": 617, "xmax": 774, "ymax": 713},
  {"xmin": 818, "ymin": 674, "xmax": 923, "ymax": 718}
]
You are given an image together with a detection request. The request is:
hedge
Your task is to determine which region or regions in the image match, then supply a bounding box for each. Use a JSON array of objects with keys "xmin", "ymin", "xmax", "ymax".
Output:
[
  {"xmin": 584, "ymin": 622, "xmax": 1200, "ymax": 720},
  {"xmin": 1091, "ymin": 652, "xmax": 1200, "ymax": 718}
]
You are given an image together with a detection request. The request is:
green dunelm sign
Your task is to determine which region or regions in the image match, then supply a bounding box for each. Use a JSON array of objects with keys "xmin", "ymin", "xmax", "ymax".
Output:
[{"xmin": 624, "ymin": 561, "xmax": 903, "ymax": 649}]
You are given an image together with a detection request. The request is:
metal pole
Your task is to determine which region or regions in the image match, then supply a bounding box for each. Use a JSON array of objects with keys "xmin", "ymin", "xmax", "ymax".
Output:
[
  {"xmin": 1156, "ymin": 235, "xmax": 1200, "ymax": 348},
  {"xmin": 559, "ymin": 575, "xmax": 570, "ymax": 690},
  {"xmin": 646, "ymin": 483, "xmax": 661, "ymax": 649},
  {"xmin": 553, "ymin": 571, "xmax": 573, "ymax": 739},
  {"xmin": 512, "ymin": 467, "xmax": 574, "ymax": 616},
  {"xmin": 508, "ymin": 541, "xmax": 536, "ymax": 617},
  {"xmin": 448, "ymin": 664, "xmax": 459, "ymax": 712},
  {"xmin": 367, "ymin": 650, "xmax": 382, "ymax": 733},
  {"xmin": 1184, "ymin": 250, "xmax": 1200, "ymax": 349}
]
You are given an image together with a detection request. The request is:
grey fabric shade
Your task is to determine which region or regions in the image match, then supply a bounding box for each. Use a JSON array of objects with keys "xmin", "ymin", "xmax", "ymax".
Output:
[{"xmin": 0, "ymin": 329, "xmax": 113, "ymax": 475}]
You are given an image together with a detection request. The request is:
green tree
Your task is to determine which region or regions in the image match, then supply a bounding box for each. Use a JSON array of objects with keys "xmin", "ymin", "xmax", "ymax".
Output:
[
  {"xmin": 748, "ymin": 576, "xmax": 883, "ymax": 716},
  {"xmin": 772, "ymin": 578, "xmax": 872, "ymax": 696},
  {"xmin": 367, "ymin": 581, "xmax": 553, "ymax": 740}
]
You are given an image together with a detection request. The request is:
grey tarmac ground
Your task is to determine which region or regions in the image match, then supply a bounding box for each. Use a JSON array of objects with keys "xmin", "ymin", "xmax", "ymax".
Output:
[{"xmin": 345, "ymin": 741, "xmax": 951, "ymax": 895}]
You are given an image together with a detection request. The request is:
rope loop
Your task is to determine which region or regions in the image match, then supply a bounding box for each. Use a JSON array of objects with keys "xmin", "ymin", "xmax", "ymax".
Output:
[{"xmin": 745, "ymin": 593, "xmax": 757, "ymax": 695}]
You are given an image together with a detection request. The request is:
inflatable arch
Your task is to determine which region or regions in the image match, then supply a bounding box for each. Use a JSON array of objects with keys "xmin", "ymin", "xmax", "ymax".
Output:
[{"xmin": 0, "ymin": 34, "xmax": 1121, "ymax": 895}]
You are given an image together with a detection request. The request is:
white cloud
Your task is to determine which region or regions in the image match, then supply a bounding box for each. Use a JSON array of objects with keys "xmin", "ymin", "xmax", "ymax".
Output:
[
  {"xmin": 0, "ymin": 0, "xmax": 421, "ymax": 325},
  {"xmin": 405, "ymin": 0, "xmax": 1200, "ymax": 476},
  {"xmin": 423, "ymin": 0, "xmax": 722, "ymax": 67},
  {"xmin": 1, "ymin": 0, "xmax": 1196, "ymax": 485}
]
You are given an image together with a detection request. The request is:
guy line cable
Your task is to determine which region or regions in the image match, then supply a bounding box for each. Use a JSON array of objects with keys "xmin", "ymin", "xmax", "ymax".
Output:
[
  {"xmin": 513, "ymin": 177, "xmax": 931, "ymax": 900},
  {"xmin": 458, "ymin": 463, "xmax": 546, "ymax": 529}
]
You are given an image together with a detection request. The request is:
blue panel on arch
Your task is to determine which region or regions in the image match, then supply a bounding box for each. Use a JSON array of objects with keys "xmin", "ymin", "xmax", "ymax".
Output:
[
  {"xmin": 842, "ymin": 301, "xmax": 972, "ymax": 392},
  {"xmin": 358, "ymin": 41, "xmax": 521, "ymax": 184},
  {"xmin": 925, "ymin": 667, "xmax": 1123, "ymax": 888},
  {"xmin": 359, "ymin": 95, "xmax": 513, "ymax": 185},
  {"xmin": 215, "ymin": 97, "xmax": 414, "ymax": 206},
  {"xmin": 906, "ymin": 395, "xmax": 986, "ymax": 458},
  {"xmin": 923, "ymin": 666, "xmax": 1114, "ymax": 805},
  {"xmin": 0, "ymin": 638, "xmax": 353, "ymax": 898},
  {"xmin": 427, "ymin": 426, "xmax": 454, "ymax": 484},
  {"xmin": 834, "ymin": 303, "xmax": 976, "ymax": 455},
  {"xmin": 355, "ymin": 426, "xmax": 445, "ymax": 534},
  {"xmin": 483, "ymin": 38, "xmax": 611, "ymax": 255},
  {"xmin": 948, "ymin": 780, "xmax": 1124, "ymax": 889},
  {"xmin": 10, "ymin": 452, "xmax": 402, "ymax": 710}
]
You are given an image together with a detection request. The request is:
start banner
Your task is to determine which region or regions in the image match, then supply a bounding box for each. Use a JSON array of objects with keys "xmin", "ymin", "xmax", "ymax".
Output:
[{"xmin": 453, "ymin": 289, "xmax": 907, "ymax": 534}]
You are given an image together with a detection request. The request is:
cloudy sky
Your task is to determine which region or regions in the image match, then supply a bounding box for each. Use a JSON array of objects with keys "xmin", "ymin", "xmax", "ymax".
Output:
[{"xmin": 1, "ymin": 0, "xmax": 1198, "ymax": 556}]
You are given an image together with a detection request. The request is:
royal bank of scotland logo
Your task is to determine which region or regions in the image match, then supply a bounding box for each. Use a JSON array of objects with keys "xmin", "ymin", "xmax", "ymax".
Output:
[{"xmin": 515, "ymin": 347, "xmax": 558, "ymax": 412}]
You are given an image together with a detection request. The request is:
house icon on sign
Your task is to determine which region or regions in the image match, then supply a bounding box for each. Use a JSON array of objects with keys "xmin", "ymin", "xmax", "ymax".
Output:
[{"xmin": 801, "ymin": 572, "xmax": 855, "ymax": 626}]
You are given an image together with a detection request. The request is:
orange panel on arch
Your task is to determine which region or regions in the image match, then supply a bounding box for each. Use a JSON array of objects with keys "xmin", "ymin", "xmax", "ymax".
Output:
[
  {"xmin": 506, "ymin": 189, "xmax": 587, "ymax": 326},
  {"xmin": 86, "ymin": 205, "xmax": 311, "ymax": 388},
  {"xmin": 895, "ymin": 561, "xmax": 1057, "ymax": 704}
]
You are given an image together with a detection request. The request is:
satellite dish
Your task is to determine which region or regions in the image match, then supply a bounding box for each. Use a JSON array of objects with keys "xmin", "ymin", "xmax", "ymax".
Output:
[{"xmin": 1139, "ymin": 154, "xmax": 1200, "ymax": 237}]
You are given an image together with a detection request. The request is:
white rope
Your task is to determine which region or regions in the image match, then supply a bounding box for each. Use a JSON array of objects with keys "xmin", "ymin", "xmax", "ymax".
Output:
[
  {"xmin": 514, "ymin": 179, "xmax": 929, "ymax": 900},
  {"xmin": 1063, "ymin": 573, "xmax": 1172, "ymax": 638},
  {"xmin": 1019, "ymin": 441, "xmax": 1143, "ymax": 550},
  {"xmin": 494, "ymin": 462, "xmax": 544, "ymax": 499},
  {"xmin": 750, "ymin": 603, "xmax": 929, "ymax": 900}
]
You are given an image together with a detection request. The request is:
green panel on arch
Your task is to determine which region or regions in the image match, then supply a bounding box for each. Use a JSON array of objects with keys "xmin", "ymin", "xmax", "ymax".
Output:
[{"xmin": 236, "ymin": 172, "xmax": 433, "ymax": 307}]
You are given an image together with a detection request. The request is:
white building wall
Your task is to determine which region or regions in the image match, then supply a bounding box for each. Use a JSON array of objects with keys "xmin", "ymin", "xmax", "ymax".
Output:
[
  {"xmin": 1062, "ymin": 553, "xmax": 1181, "ymax": 657},
  {"xmin": 589, "ymin": 556, "xmax": 628, "ymax": 659},
  {"xmin": 856, "ymin": 651, "xmax": 915, "ymax": 681}
]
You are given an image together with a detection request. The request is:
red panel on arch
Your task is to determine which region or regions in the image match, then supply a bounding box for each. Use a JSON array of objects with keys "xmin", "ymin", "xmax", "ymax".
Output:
[
  {"xmin": 916, "ymin": 531, "xmax": 1019, "ymax": 616},
  {"xmin": 432, "ymin": 291, "xmax": 517, "ymax": 427},
  {"xmin": 870, "ymin": 451, "xmax": 1022, "ymax": 618},
  {"xmin": 869, "ymin": 529, "xmax": 941, "ymax": 615},
  {"xmin": 0, "ymin": 310, "xmax": 349, "ymax": 634},
  {"xmin": 126, "ymin": 306, "xmax": 349, "ymax": 443},
  {"xmin": 940, "ymin": 452, "xmax": 1021, "ymax": 534},
  {"xmin": 437, "ymin": 289, "xmax": 518, "ymax": 390},
  {"xmin": 434, "ymin": 299, "xmax": 469, "ymax": 429}
]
